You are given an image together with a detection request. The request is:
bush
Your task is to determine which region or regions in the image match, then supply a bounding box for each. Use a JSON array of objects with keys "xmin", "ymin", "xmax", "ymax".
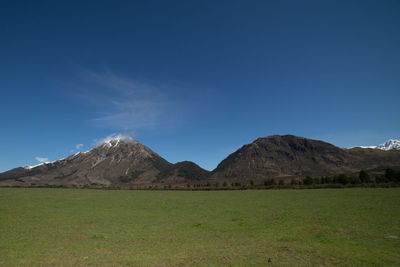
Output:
[
  {"xmin": 350, "ymin": 176, "xmax": 361, "ymax": 184},
  {"xmin": 264, "ymin": 179, "xmax": 276, "ymax": 186},
  {"xmin": 359, "ymin": 170, "xmax": 370, "ymax": 183},
  {"xmin": 302, "ymin": 176, "xmax": 313, "ymax": 185},
  {"xmin": 385, "ymin": 168, "xmax": 400, "ymax": 182},
  {"xmin": 375, "ymin": 175, "xmax": 388, "ymax": 183},
  {"xmin": 336, "ymin": 174, "xmax": 349, "ymax": 185},
  {"xmin": 313, "ymin": 177, "xmax": 321, "ymax": 184}
]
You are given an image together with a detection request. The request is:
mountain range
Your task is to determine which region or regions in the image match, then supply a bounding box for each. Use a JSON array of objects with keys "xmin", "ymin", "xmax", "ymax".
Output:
[
  {"xmin": 1, "ymin": 135, "xmax": 399, "ymax": 188},
  {"xmin": 357, "ymin": 139, "xmax": 400, "ymax": 151}
]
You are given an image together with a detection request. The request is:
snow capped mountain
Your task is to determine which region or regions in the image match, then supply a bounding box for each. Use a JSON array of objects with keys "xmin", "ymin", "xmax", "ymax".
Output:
[
  {"xmin": 376, "ymin": 139, "xmax": 400, "ymax": 151},
  {"xmin": 353, "ymin": 139, "xmax": 400, "ymax": 150}
]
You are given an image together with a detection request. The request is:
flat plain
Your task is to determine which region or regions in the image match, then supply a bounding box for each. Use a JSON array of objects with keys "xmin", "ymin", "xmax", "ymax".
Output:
[{"xmin": 0, "ymin": 188, "xmax": 399, "ymax": 266}]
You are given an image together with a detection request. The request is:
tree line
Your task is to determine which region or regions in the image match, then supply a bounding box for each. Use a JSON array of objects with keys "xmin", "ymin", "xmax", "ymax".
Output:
[{"xmin": 166, "ymin": 168, "xmax": 400, "ymax": 190}]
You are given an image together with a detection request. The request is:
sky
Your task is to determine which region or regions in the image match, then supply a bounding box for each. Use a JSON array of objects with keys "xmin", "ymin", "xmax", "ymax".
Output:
[{"xmin": 1, "ymin": 0, "xmax": 399, "ymax": 172}]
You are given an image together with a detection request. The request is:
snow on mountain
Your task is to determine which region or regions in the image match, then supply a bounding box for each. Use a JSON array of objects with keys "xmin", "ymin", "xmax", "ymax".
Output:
[
  {"xmin": 352, "ymin": 139, "xmax": 400, "ymax": 150},
  {"xmin": 376, "ymin": 139, "xmax": 400, "ymax": 151},
  {"xmin": 357, "ymin": 146, "xmax": 377, "ymax": 149}
]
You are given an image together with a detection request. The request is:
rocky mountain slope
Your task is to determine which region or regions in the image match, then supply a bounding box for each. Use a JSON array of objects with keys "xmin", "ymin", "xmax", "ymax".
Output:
[
  {"xmin": 211, "ymin": 135, "xmax": 400, "ymax": 181},
  {"xmin": 0, "ymin": 137, "xmax": 210, "ymax": 188}
]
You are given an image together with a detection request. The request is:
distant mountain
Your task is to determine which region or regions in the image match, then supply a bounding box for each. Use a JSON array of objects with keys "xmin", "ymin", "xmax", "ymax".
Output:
[
  {"xmin": 354, "ymin": 139, "xmax": 400, "ymax": 150},
  {"xmin": 211, "ymin": 135, "xmax": 400, "ymax": 181},
  {"xmin": 0, "ymin": 137, "xmax": 210, "ymax": 188},
  {"xmin": 1, "ymin": 135, "xmax": 400, "ymax": 188},
  {"xmin": 376, "ymin": 139, "xmax": 400, "ymax": 150}
]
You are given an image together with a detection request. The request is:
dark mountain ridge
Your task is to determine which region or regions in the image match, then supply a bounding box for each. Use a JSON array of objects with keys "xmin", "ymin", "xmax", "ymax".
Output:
[
  {"xmin": 211, "ymin": 135, "xmax": 400, "ymax": 181},
  {"xmin": 1, "ymin": 135, "xmax": 400, "ymax": 188}
]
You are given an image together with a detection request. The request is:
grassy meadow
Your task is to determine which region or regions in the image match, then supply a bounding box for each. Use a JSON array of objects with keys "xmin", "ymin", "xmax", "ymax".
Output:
[{"xmin": 0, "ymin": 188, "xmax": 399, "ymax": 266}]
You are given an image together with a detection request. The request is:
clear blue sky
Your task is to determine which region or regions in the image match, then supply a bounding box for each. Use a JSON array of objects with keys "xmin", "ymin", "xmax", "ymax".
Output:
[{"xmin": 1, "ymin": 0, "xmax": 399, "ymax": 171}]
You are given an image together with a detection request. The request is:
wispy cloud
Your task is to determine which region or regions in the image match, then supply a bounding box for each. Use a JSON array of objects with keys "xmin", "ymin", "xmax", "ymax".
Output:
[
  {"xmin": 75, "ymin": 144, "xmax": 84, "ymax": 150},
  {"xmin": 35, "ymin": 157, "xmax": 48, "ymax": 163},
  {"xmin": 80, "ymin": 69, "xmax": 173, "ymax": 130}
]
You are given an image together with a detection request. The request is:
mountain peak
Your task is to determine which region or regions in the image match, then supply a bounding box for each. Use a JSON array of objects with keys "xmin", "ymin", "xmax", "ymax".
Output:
[
  {"xmin": 353, "ymin": 139, "xmax": 400, "ymax": 150},
  {"xmin": 99, "ymin": 134, "xmax": 137, "ymax": 148},
  {"xmin": 376, "ymin": 139, "xmax": 400, "ymax": 151}
]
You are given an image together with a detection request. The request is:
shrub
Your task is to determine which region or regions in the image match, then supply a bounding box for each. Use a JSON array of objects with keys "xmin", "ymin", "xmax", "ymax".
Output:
[
  {"xmin": 336, "ymin": 174, "xmax": 349, "ymax": 185},
  {"xmin": 313, "ymin": 177, "xmax": 321, "ymax": 184},
  {"xmin": 385, "ymin": 168, "xmax": 400, "ymax": 182},
  {"xmin": 375, "ymin": 175, "xmax": 388, "ymax": 183},
  {"xmin": 359, "ymin": 170, "xmax": 370, "ymax": 183},
  {"xmin": 350, "ymin": 176, "xmax": 361, "ymax": 184},
  {"xmin": 303, "ymin": 176, "xmax": 313, "ymax": 185},
  {"xmin": 264, "ymin": 179, "xmax": 276, "ymax": 186}
]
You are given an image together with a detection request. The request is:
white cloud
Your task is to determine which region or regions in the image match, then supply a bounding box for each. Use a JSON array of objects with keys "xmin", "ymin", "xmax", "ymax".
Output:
[
  {"xmin": 75, "ymin": 144, "xmax": 84, "ymax": 150},
  {"xmin": 35, "ymin": 157, "xmax": 48, "ymax": 163},
  {"xmin": 80, "ymin": 69, "xmax": 172, "ymax": 130},
  {"xmin": 94, "ymin": 133, "xmax": 136, "ymax": 146}
]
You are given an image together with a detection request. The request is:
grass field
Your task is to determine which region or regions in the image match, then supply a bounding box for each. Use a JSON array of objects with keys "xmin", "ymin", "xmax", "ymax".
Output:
[{"xmin": 0, "ymin": 188, "xmax": 399, "ymax": 266}]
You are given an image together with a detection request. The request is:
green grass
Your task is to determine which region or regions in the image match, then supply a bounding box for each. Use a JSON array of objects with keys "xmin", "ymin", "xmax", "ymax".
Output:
[{"xmin": 0, "ymin": 188, "xmax": 399, "ymax": 266}]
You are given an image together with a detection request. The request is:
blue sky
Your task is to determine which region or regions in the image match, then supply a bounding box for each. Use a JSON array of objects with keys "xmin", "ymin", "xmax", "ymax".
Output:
[{"xmin": 1, "ymin": 0, "xmax": 399, "ymax": 172}]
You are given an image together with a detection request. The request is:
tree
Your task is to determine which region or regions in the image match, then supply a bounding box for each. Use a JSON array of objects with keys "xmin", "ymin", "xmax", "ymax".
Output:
[
  {"xmin": 250, "ymin": 180, "xmax": 254, "ymax": 186},
  {"xmin": 375, "ymin": 175, "xmax": 387, "ymax": 183},
  {"xmin": 303, "ymin": 176, "xmax": 313, "ymax": 185},
  {"xmin": 264, "ymin": 179, "xmax": 276, "ymax": 186},
  {"xmin": 359, "ymin": 170, "xmax": 370, "ymax": 183},
  {"xmin": 337, "ymin": 174, "xmax": 349, "ymax": 185},
  {"xmin": 223, "ymin": 181, "xmax": 227, "ymax": 187},
  {"xmin": 350, "ymin": 176, "xmax": 360, "ymax": 184},
  {"xmin": 385, "ymin": 168, "xmax": 400, "ymax": 182}
]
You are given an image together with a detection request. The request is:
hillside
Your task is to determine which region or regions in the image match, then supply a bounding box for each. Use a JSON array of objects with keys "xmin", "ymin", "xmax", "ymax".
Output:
[
  {"xmin": 0, "ymin": 138, "xmax": 210, "ymax": 188},
  {"xmin": 211, "ymin": 135, "xmax": 400, "ymax": 181}
]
